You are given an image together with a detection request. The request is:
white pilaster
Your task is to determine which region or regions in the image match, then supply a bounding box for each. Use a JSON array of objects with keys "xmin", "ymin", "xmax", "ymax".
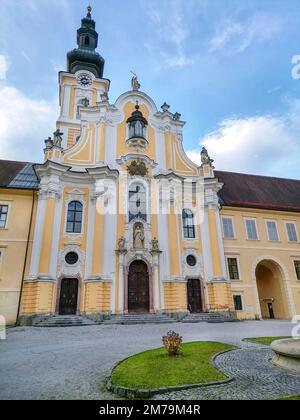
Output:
[{"xmin": 28, "ymin": 197, "xmax": 47, "ymax": 278}]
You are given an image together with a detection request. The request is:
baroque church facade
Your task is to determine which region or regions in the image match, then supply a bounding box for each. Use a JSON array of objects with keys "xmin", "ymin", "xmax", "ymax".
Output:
[{"xmin": 1, "ymin": 7, "xmax": 300, "ymax": 325}]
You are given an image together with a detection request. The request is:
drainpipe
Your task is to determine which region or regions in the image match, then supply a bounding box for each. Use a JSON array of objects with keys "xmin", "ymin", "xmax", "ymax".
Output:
[{"xmin": 16, "ymin": 190, "xmax": 35, "ymax": 325}]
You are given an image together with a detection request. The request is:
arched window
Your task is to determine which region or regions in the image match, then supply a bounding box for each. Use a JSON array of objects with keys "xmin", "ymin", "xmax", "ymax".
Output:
[
  {"xmin": 84, "ymin": 36, "xmax": 90, "ymax": 46},
  {"xmin": 182, "ymin": 209, "xmax": 195, "ymax": 239},
  {"xmin": 128, "ymin": 183, "xmax": 147, "ymax": 222},
  {"xmin": 66, "ymin": 201, "xmax": 83, "ymax": 233}
]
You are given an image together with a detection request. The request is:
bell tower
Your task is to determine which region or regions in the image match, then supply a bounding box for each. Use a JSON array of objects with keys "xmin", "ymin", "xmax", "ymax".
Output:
[{"xmin": 67, "ymin": 5, "xmax": 105, "ymax": 78}]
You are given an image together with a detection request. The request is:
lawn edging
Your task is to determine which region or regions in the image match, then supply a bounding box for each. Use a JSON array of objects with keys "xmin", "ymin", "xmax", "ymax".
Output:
[{"xmin": 106, "ymin": 347, "xmax": 236, "ymax": 399}]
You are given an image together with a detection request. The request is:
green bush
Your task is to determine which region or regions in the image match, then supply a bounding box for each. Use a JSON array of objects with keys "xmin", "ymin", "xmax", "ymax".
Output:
[{"xmin": 162, "ymin": 330, "xmax": 183, "ymax": 356}]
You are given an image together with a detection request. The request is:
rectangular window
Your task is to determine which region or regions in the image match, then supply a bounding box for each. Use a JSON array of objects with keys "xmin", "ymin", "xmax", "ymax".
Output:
[
  {"xmin": 286, "ymin": 223, "xmax": 298, "ymax": 242},
  {"xmin": 0, "ymin": 205, "xmax": 8, "ymax": 229},
  {"xmin": 294, "ymin": 261, "xmax": 300, "ymax": 280},
  {"xmin": 227, "ymin": 258, "xmax": 240, "ymax": 280},
  {"xmin": 222, "ymin": 217, "xmax": 234, "ymax": 239},
  {"xmin": 233, "ymin": 295, "xmax": 243, "ymax": 311},
  {"xmin": 245, "ymin": 219, "xmax": 258, "ymax": 240},
  {"xmin": 266, "ymin": 221, "xmax": 279, "ymax": 241}
]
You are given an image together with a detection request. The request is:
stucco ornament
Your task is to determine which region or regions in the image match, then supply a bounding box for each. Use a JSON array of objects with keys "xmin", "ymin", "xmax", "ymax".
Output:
[{"xmin": 127, "ymin": 160, "xmax": 148, "ymax": 177}]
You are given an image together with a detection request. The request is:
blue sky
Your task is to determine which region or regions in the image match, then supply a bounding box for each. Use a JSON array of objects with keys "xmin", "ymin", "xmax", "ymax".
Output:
[{"xmin": 0, "ymin": 0, "xmax": 300, "ymax": 178}]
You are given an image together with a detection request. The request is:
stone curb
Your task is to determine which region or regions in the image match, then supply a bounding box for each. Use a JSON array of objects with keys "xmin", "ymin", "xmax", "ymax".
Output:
[{"xmin": 106, "ymin": 347, "xmax": 236, "ymax": 399}]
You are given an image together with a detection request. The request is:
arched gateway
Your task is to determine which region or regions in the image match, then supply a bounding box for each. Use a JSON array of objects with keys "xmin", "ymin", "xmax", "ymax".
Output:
[{"xmin": 128, "ymin": 261, "xmax": 150, "ymax": 313}]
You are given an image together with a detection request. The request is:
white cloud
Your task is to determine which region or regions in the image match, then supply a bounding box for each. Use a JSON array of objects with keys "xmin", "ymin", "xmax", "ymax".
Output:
[
  {"xmin": 0, "ymin": 55, "xmax": 9, "ymax": 80},
  {"xmin": 0, "ymin": 86, "xmax": 58, "ymax": 163},
  {"xmin": 145, "ymin": 2, "xmax": 194, "ymax": 69},
  {"xmin": 187, "ymin": 101, "xmax": 300, "ymax": 178},
  {"xmin": 210, "ymin": 12, "xmax": 283, "ymax": 54}
]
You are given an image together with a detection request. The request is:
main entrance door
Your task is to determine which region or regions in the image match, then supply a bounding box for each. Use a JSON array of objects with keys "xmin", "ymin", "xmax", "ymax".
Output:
[
  {"xmin": 128, "ymin": 261, "xmax": 150, "ymax": 313},
  {"xmin": 187, "ymin": 279, "xmax": 202, "ymax": 313},
  {"xmin": 59, "ymin": 278, "xmax": 79, "ymax": 315}
]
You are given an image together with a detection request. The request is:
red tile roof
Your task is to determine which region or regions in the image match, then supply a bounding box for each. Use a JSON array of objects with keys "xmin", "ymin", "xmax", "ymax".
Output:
[{"xmin": 215, "ymin": 170, "xmax": 300, "ymax": 213}]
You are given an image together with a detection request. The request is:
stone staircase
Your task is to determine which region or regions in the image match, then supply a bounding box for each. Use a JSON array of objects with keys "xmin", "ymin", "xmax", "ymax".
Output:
[
  {"xmin": 181, "ymin": 312, "xmax": 234, "ymax": 323},
  {"xmin": 33, "ymin": 315, "xmax": 97, "ymax": 328},
  {"xmin": 103, "ymin": 313, "xmax": 177, "ymax": 325}
]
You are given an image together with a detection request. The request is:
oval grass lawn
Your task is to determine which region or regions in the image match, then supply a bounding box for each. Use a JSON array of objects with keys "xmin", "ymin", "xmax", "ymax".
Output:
[{"xmin": 111, "ymin": 341, "xmax": 235, "ymax": 390}]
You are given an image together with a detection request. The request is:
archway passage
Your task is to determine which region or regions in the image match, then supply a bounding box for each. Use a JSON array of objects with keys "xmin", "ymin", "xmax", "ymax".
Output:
[
  {"xmin": 59, "ymin": 278, "xmax": 79, "ymax": 315},
  {"xmin": 187, "ymin": 279, "xmax": 203, "ymax": 313},
  {"xmin": 128, "ymin": 261, "xmax": 150, "ymax": 313},
  {"xmin": 256, "ymin": 261, "xmax": 289, "ymax": 319}
]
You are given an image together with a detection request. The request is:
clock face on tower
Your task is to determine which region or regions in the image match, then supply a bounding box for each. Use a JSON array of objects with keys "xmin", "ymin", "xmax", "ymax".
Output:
[{"xmin": 77, "ymin": 73, "xmax": 92, "ymax": 87}]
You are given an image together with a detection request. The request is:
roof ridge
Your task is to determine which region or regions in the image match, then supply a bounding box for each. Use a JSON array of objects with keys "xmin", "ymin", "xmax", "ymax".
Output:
[{"xmin": 214, "ymin": 170, "xmax": 300, "ymax": 183}]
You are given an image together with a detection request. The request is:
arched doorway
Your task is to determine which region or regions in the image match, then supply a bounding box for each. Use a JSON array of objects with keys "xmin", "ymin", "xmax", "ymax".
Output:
[
  {"xmin": 255, "ymin": 260, "xmax": 289, "ymax": 319},
  {"xmin": 59, "ymin": 278, "xmax": 79, "ymax": 315},
  {"xmin": 128, "ymin": 260, "xmax": 150, "ymax": 313}
]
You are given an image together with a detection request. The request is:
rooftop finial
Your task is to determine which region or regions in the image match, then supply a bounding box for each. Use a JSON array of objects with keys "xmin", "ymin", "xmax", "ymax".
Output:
[{"xmin": 87, "ymin": 4, "xmax": 92, "ymax": 18}]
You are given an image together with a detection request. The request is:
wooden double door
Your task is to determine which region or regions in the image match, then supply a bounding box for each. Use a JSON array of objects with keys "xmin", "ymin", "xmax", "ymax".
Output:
[
  {"xmin": 128, "ymin": 261, "xmax": 150, "ymax": 313},
  {"xmin": 59, "ymin": 278, "xmax": 79, "ymax": 315},
  {"xmin": 187, "ymin": 279, "xmax": 202, "ymax": 313}
]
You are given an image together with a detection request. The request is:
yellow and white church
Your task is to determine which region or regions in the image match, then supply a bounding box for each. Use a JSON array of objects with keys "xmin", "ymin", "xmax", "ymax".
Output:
[{"xmin": 1, "ymin": 7, "xmax": 300, "ymax": 325}]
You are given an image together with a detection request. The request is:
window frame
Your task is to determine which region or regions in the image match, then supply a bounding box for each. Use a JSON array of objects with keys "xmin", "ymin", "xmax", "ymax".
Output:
[
  {"xmin": 221, "ymin": 216, "xmax": 235, "ymax": 239},
  {"xmin": 285, "ymin": 221, "xmax": 299, "ymax": 243},
  {"xmin": 0, "ymin": 202, "xmax": 10, "ymax": 230},
  {"xmin": 233, "ymin": 294, "xmax": 243, "ymax": 311},
  {"xmin": 244, "ymin": 218, "xmax": 259, "ymax": 241},
  {"xmin": 294, "ymin": 260, "xmax": 300, "ymax": 281},
  {"xmin": 65, "ymin": 200, "xmax": 84, "ymax": 235},
  {"xmin": 265, "ymin": 219, "xmax": 280, "ymax": 242},
  {"xmin": 182, "ymin": 208, "xmax": 196, "ymax": 240},
  {"xmin": 226, "ymin": 256, "xmax": 241, "ymax": 281}
]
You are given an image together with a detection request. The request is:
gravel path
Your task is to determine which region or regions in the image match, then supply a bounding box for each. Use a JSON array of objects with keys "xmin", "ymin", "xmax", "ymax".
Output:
[
  {"xmin": 0, "ymin": 320, "xmax": 297, "ymax": 400},
  {"xmin": 153, "ymin": 347, "xmax": 300, "ymax": 400}
]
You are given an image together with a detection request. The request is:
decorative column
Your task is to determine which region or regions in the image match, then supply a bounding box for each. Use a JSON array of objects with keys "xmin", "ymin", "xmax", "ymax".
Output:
[
  {"xmin": 116, "ymin": 237, "xmax": 127, "ymax": 314},
  {"xmin": 151, "ymin": 238, "xmax": 162, "ymax": 312}
]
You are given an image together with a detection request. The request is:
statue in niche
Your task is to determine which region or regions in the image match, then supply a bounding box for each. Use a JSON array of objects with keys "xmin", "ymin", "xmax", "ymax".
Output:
[{"xmin": 133, "ymin": 223, "xmax": 145, "ymax": 249}]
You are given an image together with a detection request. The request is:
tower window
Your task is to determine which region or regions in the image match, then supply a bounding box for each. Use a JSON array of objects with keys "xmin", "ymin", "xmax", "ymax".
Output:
[
  {"xmin": 182, "ymin": 209, "xmax": 195, "ymax": 239},
  {"xmin": 127, "ymin": 104, "xmax": 148, "ymax": 140},
  {"xmin": 84, "ymin": 36, "xmax": 90, "ymax": 46},
  {"xmin": 66, "ymin": 201, "xmax": 83, "ymax": 233}
]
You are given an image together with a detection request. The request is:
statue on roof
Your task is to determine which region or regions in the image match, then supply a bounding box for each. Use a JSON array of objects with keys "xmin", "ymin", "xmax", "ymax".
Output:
[
  {"xmin": 53, "ymin": 129, "xmax": 63, "ymax": 148},
  {"xmin": 201, "ymin": 147, "xmax": 214, "ymax": 166},
  {"xmin": 131, "ymin": 71, "xmax": 141, "ymax": 91}
]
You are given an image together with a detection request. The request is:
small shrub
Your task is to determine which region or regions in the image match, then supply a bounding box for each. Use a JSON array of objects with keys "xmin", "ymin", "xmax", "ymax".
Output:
[{"xmin": 162, "ymin": 330, "xmax": 183, "ymax": 356}]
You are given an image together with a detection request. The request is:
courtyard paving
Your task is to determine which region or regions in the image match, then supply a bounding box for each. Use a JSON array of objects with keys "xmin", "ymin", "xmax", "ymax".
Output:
[{"xmin": 0, "ymin": 320, "xmax": 299, "ymax": 400}]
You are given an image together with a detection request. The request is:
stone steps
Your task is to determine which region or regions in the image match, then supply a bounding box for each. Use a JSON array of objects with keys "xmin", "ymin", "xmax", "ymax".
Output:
[
  {"xmin": 103, "ymin": 313, "xmax": 177, "ymax": 325},
  {"xmin": 181, "ymin": 312, "xmax": 233, "ymax": 323},
  {"xmin": 33, "ymin": 316, "xmax": 97, "ymax": 328}
]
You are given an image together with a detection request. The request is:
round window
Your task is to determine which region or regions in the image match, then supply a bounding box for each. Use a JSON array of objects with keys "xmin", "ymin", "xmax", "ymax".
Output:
[
  {"xmin": 65, "ymin": 252, "xmax": 79, "ymax": 265},
  {"xmin": 186, "ymin": 255, "xmax": 197, "ymax": 267}
]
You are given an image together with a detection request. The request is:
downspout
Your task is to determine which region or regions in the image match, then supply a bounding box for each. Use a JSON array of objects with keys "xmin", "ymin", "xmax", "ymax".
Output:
[{"xmin": 16, "ymin": 189, "xmax": 35, "ymax": 325}]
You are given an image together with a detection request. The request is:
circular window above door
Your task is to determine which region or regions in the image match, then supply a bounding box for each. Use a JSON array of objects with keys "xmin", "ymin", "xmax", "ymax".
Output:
[
  {"xmin": 65, "ymin": 252, "xmax": 79, "ymax": 265},
  {"xmin": 186, "ymin": 255, "xmax": 197, "ymax": 267}
]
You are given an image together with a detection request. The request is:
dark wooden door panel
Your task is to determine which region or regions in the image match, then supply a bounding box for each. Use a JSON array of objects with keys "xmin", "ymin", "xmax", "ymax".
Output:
[
  {"xmin": 59, "ymin": 279, "xmax": 78, "ymax": 315},
  {"xmin": 128, "ymin": 261, "xmax": 149, "ymax": 313},
  {"xmin": 187, "ymin": 279, "xmax": 202, "ymax": 313}
]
